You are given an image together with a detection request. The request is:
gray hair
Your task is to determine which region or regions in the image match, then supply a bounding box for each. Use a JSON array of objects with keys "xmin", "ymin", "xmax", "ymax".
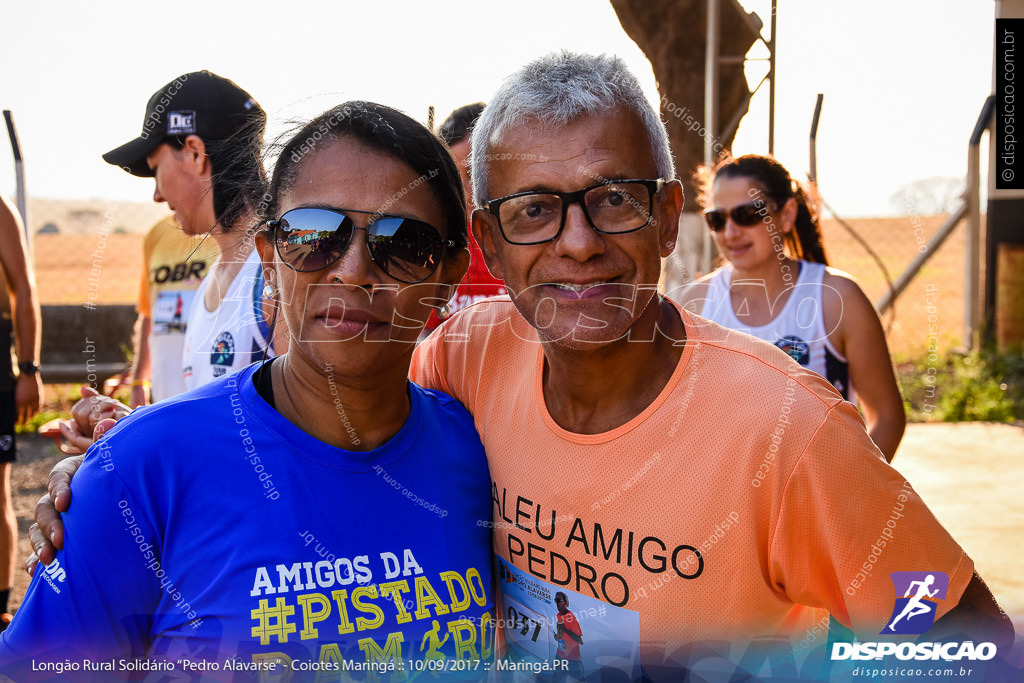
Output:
[{"xmin": 469, "ymin": 51, "xmax": 675, "ymax": 207}]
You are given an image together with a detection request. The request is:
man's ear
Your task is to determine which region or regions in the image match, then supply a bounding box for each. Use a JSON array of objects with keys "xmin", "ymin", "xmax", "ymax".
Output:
[
  {"xmin": 181, "ymin": 135, "xmax": 211, "ymax": 177},
  {"xmin": 471, "ymin": 208, "xmax": 504, "ymax": 280},
  {"xmin": 656, "ymin": 179, "xmax": 684, "ymax": 258}
]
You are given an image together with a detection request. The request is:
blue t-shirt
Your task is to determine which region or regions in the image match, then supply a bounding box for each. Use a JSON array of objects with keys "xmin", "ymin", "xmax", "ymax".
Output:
[{"xmin": 1, "ymin": 362, "xmax": 495, "ymax": 679}]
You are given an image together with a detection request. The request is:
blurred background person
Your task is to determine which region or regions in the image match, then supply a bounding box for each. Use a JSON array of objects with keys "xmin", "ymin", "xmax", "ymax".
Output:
[
  {"xmin": 128, "ymin": 216, "xmax": 219, "ymax": 408},
  {"xmin": 683, "ymin": 154, "xmax": 906, "ymax": 461},
  {"xmin": 427, "ymin": 103, "xmax": 505, "ymax": 332},
  {"xmin": 100, "ymin": 70, "xmax": 275, "ymax": 391},
  {"xmin": 0, "ymin": 195, "xmax": 42, "ymax": 628},
  {"xmin": 59, "ymin": 70, "xmax": 276, "ymax": 449}
]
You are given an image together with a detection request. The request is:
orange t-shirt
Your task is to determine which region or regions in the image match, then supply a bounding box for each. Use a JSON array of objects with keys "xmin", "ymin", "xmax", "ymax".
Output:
[{"xmin": 411, "ymin": 297, "xmax": 973, "ymax": 674}]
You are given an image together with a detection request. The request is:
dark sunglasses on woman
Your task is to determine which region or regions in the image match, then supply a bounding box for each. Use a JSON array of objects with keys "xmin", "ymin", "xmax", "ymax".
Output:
[
  {"xmin": 268, "ymin": 207, "xmax": 454, "ymax": 284},
  {"xmin": 703, "ymin": 200, "xmax": 778, "ymax": 232}
]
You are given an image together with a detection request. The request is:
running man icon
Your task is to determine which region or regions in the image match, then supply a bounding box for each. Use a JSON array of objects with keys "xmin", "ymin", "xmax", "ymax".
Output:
[
  {"xmin": 888, "ymin": 575, "xmax": 938, "ymax": 630},
  {"xmin": 883, "ymin": 571, "xmax": 950, "ymax": 634}
]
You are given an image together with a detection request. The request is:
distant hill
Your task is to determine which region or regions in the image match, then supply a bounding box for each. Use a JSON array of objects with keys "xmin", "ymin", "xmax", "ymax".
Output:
[
  {"xmin": 819, "ymin": 214, "xmax": 973, "ymax": 358},
  {"xmin": 27, "ymin": 213, "xmax": 971, "ymax": 358},
  {"xmin": 25, "ymin": 198, "xmax": 169, "ymax": 236},
  {"xmin": 34, "ymin": 233, "xmax": 145, "ymax": 306}
]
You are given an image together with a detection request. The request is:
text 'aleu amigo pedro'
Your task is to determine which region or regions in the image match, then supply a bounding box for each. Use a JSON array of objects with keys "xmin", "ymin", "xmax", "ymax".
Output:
[{"xmin": 494, "ymin": 484, "xmax": 706, "ymax": 606}]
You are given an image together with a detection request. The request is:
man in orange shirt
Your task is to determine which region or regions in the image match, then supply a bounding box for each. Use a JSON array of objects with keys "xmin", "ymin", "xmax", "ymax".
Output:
[{"xmin": 411, "ymin": 52, "xmax": 1014, "ymax": 680}]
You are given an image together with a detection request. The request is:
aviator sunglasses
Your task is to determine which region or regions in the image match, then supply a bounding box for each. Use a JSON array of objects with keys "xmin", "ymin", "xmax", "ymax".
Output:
[
  {"xmin": 702, "ymin": 200, "xmax": 778, "ymax": 232},
  {"xmin": 267, "ymin": 207, "xmax": 454, "ymax": 284}
]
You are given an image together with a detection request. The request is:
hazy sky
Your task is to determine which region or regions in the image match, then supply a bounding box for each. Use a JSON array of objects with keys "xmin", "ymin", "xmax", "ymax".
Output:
[{"xmin": 0, "ymin": 1, "xmax": 993, "ymax": 218}]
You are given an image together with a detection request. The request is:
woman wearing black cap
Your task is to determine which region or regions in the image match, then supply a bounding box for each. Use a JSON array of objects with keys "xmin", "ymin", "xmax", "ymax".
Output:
[{"xmin": 60, "ymin": 71, "xmax": 281, "ymax": 448}]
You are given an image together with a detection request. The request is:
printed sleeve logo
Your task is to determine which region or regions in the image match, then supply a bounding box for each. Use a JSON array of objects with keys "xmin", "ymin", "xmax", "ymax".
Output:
[
  {"xmin": 42, "ymin": 559, "xmax": 67, "ymax": 593},
  {"xmin": 167, "ymin": 111, "xmax": 196, "ymax": 135},
  {"xmin": 210, "ymin": 332, "xmax": 236, "ymax": 377},
  {"xmin": 882, "ymin": 571, "xmax": 949, "ymax": 634},
  {"xmin": 775, "ymin": 335, "xmax": 809, "ymax": 366}
]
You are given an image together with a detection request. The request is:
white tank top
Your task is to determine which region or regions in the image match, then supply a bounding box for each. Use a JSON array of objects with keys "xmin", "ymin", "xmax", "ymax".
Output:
[
  {"xmin": 181, "ymin": 250, "xmax": 273, "ymax": 390},
  {"xmin": 699, "ymin": 261, "xmax": 855, "ymax": 402}
]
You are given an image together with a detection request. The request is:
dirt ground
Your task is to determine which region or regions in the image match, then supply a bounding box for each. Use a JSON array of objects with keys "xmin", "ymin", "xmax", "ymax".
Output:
[{"xmin": 7, "ymin": 423, "xmax": 1024, "ymax": 641}]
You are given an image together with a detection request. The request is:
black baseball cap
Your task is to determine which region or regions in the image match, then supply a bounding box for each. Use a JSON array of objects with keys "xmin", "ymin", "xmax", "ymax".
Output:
[{"xmin": 103, "ymin": 70, "xmax": 264, "ymax": 177}]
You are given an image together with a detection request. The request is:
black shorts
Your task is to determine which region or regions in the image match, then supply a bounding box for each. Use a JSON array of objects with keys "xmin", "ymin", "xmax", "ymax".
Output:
[{"xmin": 0, "ymin": 392, "xmax": 15, "ymax": 464}]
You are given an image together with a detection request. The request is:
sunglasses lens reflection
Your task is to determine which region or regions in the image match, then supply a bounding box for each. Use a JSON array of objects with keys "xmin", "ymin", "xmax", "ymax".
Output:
[
  {"xmin": 368, "ymin": 218, "xmax": 444, "ymax": 283},
  {"xmin": 276, "ymin": 208, "xmax": 353, "ymax": 272},
  {"xmin": 274, "ymin": 208, "xmax": 447, "ymax": 283},
  {"xmin": 732, "ymin": 203, "xmax": 762, "ymax": 226}
]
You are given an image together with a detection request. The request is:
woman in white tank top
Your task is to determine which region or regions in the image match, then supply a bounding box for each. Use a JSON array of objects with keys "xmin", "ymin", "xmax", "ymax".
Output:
[{"xmin": 679, "ymin": 154, "xmax": 905, "ymax": 462}]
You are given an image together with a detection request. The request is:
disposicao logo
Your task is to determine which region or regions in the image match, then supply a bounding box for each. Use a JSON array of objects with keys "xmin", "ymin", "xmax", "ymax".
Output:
[
  {"xmin": 882, "ymin": 571, "xmax": 949, "ymax": 635},
  {"xmin": 831, "ymin": 571, "xmax": 997, "ymax": 663}
]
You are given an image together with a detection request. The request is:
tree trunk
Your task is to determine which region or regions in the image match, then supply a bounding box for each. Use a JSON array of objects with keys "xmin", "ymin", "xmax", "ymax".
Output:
[
  {"xmin": 611, "ymin": 0, "xmax": 761, "ymax": 201},
  {"xmin": 611, "ymin": 0, "xmax": 762, "ymax": 286}
]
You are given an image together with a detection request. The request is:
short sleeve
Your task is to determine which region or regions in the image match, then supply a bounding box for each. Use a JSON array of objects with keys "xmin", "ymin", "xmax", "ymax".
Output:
[
  {"xmin": 137, "ymin": 225, "xmax": 159, "ymax": 318},
  {"xmin": 0, "ymin": 445, "xmax": 162, "ymax": 672},
  {"xmin": 768, "ymin": 401, "xmax": 973, "ymax": 635},
  {"xmin": 138, "ymin": 257, "xmax": 152, "ymax": 318},
  {"xmin": 410, "ymin": 329, "xmax": 452, "ymax": 395}
]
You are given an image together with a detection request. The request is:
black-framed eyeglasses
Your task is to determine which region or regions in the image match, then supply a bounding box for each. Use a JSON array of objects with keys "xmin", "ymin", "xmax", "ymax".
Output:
[
  {"xmin": 486, "ymin": 178, "xmax": 665, "ymax": 245},
  {"xmin": 702, "ymin": 200, "xmax": 778, "ymax": 232},
  {"xmin": 267, "ymin": 207, "xmax": 454, "ymax": 284}
]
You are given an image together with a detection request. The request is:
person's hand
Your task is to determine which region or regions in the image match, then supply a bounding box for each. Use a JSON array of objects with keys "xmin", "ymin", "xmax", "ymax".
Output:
[
  {"xmin": 24, "ymin": 453, "xmax": 85, "ymax": 575},
  {"xmin": 59, "ymin": 386, "xmax": 128, "ymax": 454},
  {"xmin": 74, "ymin": 385, "xmax": 129, "ymax": 434},
  {"xmin": 15, "ymin": 372, "xmax": 42, "ymax": 425},
  {"xmin": 24, "ymin": 549, "xmax": 40, "ymax": 576},
  {"xmin": 129, "ymin": 383, "xmax": 149, "ymax": 410},
  {"xmin": 57, "ymin": 416, "xmax": 117, "ymax": 454}
]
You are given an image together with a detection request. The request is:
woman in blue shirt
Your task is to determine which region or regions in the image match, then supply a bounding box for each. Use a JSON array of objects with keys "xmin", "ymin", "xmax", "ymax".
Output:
[{"xmin": 1, "ymin": 102, "xmax": 494, "ymax": 678}]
